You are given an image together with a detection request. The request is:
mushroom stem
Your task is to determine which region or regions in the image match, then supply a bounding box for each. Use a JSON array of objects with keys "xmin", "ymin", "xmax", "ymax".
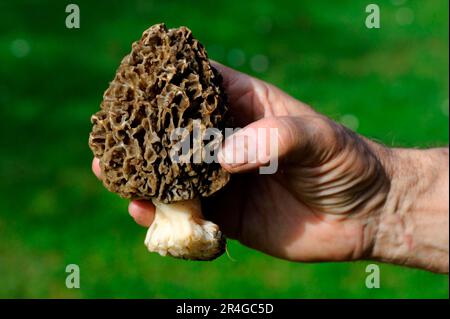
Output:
[{"xmin": 144, "ymin": 197, "xmax": 225, "ymax": 260}]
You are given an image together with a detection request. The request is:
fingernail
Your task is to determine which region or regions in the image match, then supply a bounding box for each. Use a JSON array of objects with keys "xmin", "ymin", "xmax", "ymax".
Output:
[{"xmin": 222, "ymin": 131, "xmax": 257, "ymax": 166}]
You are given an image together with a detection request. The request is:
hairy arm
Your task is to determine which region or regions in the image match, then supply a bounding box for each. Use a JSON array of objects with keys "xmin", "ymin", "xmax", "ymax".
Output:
[{"xmin": 371, "ymin": 147, "xmax": 449, "ymax": 273}]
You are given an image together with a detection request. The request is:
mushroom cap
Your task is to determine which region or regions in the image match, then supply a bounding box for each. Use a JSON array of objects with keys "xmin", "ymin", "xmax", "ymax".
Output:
[{"xmin": 89, "ymin": 23, "xmax": 230, "ymax": 203}]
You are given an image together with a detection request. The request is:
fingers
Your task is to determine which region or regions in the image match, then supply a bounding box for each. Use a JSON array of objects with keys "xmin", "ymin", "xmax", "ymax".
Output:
[
  {"xmin": 210, "ymin": 60, "xmax": 257, "ymax": 101},
  {"xmin": 211, "ymin": 60, "xmax": 265, "ymax": 126},
  {"xmin": 92, "ymin": 158, "xmax": 101, "ymax": 179},
  {"xmin": 210, "ymin": 60, "xmax": 316, "ymax": 126},
  {"xmin": 128, "ymin": 200, "xmax": 155, "ymax": 227},
  {"xmin": 219, "ymin": 115, "xmax": 330, "ymax": 173}
]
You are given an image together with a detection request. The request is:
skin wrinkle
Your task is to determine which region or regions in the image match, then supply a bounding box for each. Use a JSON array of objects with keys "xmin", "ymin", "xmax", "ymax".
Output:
[
  {"xmin": 298, "ymin": 148, "xmax": 356, "ymax": 181},
  {"xmin": 304, "ymin": 119, "xmax": 342, "ymax": 164},
  {"xmin": 286, "ymin": 135, "xmax": 386, "ymax": 216},
  {"xmin": 298, "ymin": 159, "xmax": 378, "ymax": 197},
  {"xmin": 262, "ymin": 84, "xmax": 294, "ymax": 119},
  {"xmin": 376, "ymin": 169, "xmax": 415, "ymax": 261},
  {"xmin": 276, "ymin": 118, "xmax": 300, "ymax": 160},
  {"xmin": 261, "ymin": 85, "xmax": 274, "ymax": 117},
  {"xmin": 354, "ymin": 217, "xmax": 370, "ymax": 260}
]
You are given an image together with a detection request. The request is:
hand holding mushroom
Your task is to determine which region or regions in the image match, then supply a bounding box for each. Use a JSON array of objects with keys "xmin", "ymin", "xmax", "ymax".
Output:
[
  {"xmin": 90, "ymin": 24, "xmax": 448, "ymax": 273},
  {"xmin": 89, "ymin": 24, "xmax": 230, "ymax": 260}
]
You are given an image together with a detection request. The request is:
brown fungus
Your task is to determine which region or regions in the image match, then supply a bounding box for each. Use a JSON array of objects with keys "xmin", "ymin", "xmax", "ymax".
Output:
[{"xmin": 89, "ymin": 23, "xmax": 230, "ymax": 260}]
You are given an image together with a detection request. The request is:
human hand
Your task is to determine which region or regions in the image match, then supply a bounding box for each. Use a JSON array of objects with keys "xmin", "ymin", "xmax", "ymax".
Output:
[{"xmin": 92, "ymin": 62, "xmax": 448, "ymax": 272}]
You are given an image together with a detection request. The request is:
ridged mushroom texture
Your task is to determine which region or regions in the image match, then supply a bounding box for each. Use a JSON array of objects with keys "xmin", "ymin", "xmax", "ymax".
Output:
[{"xmin": 89, "ymin": 23, "xmax": 231, "ymax": 260}]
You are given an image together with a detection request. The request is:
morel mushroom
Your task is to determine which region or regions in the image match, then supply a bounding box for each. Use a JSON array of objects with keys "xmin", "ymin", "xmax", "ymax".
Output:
[{"xmin": 89, "ymin": 23, "xmax": 230, "ymax": 260}]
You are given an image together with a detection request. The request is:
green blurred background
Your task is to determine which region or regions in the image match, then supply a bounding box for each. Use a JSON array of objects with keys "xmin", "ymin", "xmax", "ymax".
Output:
[{"xmin": 0, "ymin": 0, "xmax": 448, "ymax": 298}]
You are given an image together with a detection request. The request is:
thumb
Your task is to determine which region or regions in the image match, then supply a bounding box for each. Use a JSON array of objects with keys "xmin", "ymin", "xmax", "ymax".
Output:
[{"xmin": 218, "ymin": 116, "xmax": 308, "ymax": 174}]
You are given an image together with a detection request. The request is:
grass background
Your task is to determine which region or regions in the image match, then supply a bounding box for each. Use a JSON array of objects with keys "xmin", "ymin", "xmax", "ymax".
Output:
[{"xmin": 0, "ymin": 0, "xmax": 448, "ymax": 298}]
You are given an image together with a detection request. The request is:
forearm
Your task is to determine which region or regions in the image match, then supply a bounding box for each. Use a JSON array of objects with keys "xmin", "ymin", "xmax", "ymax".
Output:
[{"xmin": 371, "ymin": 147, "xmax": 449, "ymax": 273}]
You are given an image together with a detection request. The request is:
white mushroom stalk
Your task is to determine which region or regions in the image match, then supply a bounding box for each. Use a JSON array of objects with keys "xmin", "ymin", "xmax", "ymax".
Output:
[{"xmin": 144, "ymin": 197, "xmax": 225, "ymax": 260}]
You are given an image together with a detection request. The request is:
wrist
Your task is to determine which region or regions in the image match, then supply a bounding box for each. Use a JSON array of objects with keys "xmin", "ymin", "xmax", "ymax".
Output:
[{"xmin": 370, "ymin": 147, "xmax": 449, "ymax": 273}]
